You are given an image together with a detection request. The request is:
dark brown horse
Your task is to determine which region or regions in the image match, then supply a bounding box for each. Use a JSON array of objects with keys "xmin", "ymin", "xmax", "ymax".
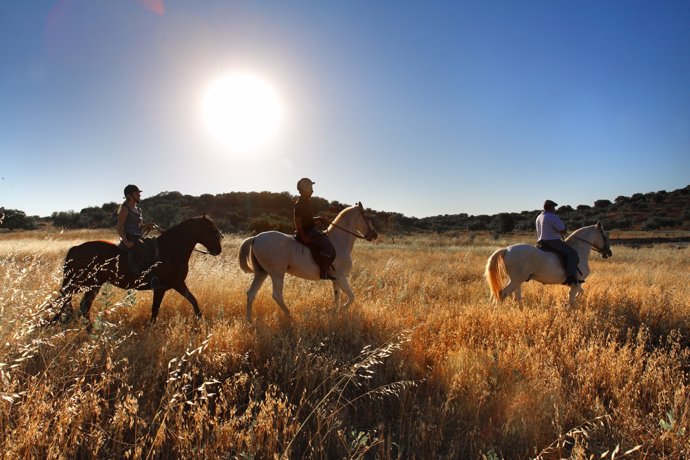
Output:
[{"xmin": 51, "ymin": 216, "xmax": 223, "ymax": 324}]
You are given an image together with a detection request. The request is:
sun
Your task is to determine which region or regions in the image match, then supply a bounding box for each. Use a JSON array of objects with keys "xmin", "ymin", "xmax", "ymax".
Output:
[{"xmin": 201, "ymin": 71, "xmax": 284, "ymax": 152}]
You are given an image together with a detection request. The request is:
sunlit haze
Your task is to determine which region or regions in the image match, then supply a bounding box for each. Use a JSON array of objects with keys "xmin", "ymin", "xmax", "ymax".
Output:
[
  {"xmin": 201, "ymin": 71, "xmax": 284, "ymax": 153},
  {"xmin": 1, "ymin": 1, "xmax": 689, "ymax": 218}
]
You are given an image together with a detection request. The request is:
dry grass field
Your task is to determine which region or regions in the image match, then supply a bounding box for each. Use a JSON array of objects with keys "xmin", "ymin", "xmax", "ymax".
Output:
[{"xmin": 0, "ymin": 229, "xmax": 688, "ymax": 459}]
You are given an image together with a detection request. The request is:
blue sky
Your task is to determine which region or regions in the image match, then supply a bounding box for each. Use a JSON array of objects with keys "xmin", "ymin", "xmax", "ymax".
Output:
[{"xmin": 2, "ymin": 1, "xmax": 689, "ymax": 218}]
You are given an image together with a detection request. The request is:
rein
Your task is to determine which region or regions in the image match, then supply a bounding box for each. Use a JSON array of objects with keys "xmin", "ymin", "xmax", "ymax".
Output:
[
  {"xmin": 150, "ymin": 223, "xmax": 218, "ymax": 255},
  {"xmin": 569, "ymin": 232, "xmax": 607, "ymax": 255},
  {"xmin": 324, "ymin": 206, "xmax": 377, "ymax": 240},
  {"xmin": 326, "ymin": 221, "xmax": 368, "ymax": 239}
]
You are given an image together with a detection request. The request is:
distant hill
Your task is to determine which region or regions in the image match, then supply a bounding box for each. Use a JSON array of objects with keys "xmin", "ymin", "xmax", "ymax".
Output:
[
  {"xmin": 1, "ymin": 185, "xmax": 689, "ymax": 234},
  {"xmin": 397, "ymin": 185, "xmax": 690, "ymax": 235}
]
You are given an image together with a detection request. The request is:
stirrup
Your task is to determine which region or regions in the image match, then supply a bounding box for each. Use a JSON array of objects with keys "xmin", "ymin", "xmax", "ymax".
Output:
[{"xmin": 150, "ymin": 276, "xmax": 163, "ymax": 290}]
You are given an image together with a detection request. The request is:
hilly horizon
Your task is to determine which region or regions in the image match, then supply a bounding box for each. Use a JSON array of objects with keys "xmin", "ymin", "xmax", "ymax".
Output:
[{"xmin": 2, "ymin": 184, "xmax": 688, "ymax": 235}]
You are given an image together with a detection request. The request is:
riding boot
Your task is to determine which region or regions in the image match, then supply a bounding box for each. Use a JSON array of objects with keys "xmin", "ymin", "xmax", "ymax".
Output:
[
  {"xmin": 318, "ymin": 260, "xmax": 336, "ymax": 280},
  {"xmin": 564, "ymin": 275, "xmax": 578, "ymax": 285},
  {"xmin": 149, "ymin": 270, "xmax": 163, "ymax": 289}
]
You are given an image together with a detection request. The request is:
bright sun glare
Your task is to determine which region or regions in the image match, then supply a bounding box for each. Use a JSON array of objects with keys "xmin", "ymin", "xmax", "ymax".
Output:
[{"xmin": 201, "ymin": 71, "xmax": 284, "ymax": 152}]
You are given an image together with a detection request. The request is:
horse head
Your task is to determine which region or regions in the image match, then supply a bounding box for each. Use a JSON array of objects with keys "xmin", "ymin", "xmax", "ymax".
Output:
[
  {"xmin": 567, "ymin": 223, "xmax": 612, "ymax": 259},
  {"xmin": 195, "ymin": 215, "xmax": 224, "ymax": 256},
  {"xmin": 356, "ymin": 202, "xmax": 378, "ymax": 241},
  {"xmin": 595, "ymin": 222, "xmax": 613, "ymax": 259}
]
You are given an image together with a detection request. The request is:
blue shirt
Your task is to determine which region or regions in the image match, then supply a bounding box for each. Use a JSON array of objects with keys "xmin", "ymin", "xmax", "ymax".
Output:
[{"xmin": 536, "ymin": 211, "xmax": 565, "ymax": 241}]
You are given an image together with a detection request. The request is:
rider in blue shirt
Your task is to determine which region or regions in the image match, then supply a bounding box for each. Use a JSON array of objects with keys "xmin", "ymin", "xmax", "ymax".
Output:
[{"xmin": 536, "ymin": 199, "xmax": 580, "ymax": 286}]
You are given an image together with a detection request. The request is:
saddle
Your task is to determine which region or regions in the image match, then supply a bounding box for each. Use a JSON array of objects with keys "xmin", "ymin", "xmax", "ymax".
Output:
[
  {"xmin": 294, "ymin": 233, "xmax": 335, "ymax": 273},
  {"xmin": 536, "ymin": 241, "xmax": 564, "ymax": 259},
  {"xmin": 118, "ymin": 237, "xmax": 159, "ymax": 275},
  {"xmin": 536, "ymin": 242, "xmax": 583, "ymax": 276}
]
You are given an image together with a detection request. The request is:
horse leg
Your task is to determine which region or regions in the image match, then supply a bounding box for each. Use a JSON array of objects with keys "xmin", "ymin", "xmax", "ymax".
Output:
[
  {"xmin": 576, "ymin": 284, "xmax": 585, "ymax": 301},
  {"xmin": 568, "ymin": 284, "xmax": 585, "ymax": 307},
  {"xmin": 335, "ymin": 278, "xmax": 355, "ymax": 308},
  {"xmin": 246, "ymin": 272, "xmax": 267, "ymax": 322},
  {"xmin": 150, "ymin": 288, "xmax": 167, "ymax": 324},
  {"xmin": 333, "ymin": 281, "xmax": 341, "ymax": 308},
  {"xmin": 173, "ymin": 282, "xmax": 202, "ymax": 319},
  {"xmin": 50, "ymin": 286, "xmax": 76, "ymax": 323},
  {"xmin": 269, "ymin": 274, "xmax": 291, "ymax": 320},
  {"xmin": 79, "ymin": 287, "xmax": 101, "ymax": 319},
  {"xmin": 513, "ymin": 285, "xmax": 523, "ymax": 302},
  {"xmin": 499, "ymin": 279, "xmax": 521, "ymax": 302}
]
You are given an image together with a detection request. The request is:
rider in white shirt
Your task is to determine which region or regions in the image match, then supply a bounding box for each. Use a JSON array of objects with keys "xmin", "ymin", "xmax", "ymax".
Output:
[{"xmin": 536, "ymin": 200, "xmax": 580, "ymax": 285}]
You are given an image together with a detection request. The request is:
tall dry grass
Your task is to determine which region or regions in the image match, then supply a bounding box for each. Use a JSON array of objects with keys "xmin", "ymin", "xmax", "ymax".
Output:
[{"xmin": 0, "ymin": 229, "xmax": 688, "ymax": 458}]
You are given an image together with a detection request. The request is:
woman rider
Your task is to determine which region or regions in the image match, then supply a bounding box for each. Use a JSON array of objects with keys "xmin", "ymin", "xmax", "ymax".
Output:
[{"xmin": 117, "ymin": 184, "xmax": 161, "ymax": 288}]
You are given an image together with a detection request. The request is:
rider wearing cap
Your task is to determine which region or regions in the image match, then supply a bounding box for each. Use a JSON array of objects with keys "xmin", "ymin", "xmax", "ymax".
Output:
[
  {"xmin": 117, "ymin": 185, "xmax": 161, "ymax": 288},
  {"xmin": 294, "ymin": 178, "xmax": 336, "ymax": 280},
  {"xmin": 536, "ymin": 199, "xmax": 580, "ymax": 286}
]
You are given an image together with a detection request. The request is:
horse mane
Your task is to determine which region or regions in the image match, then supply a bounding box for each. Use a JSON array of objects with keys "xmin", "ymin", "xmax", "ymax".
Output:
[
  {"xmin": 157, "ymin": 216, "xmax": 209, "ymax": 243},
  {"xmin": 163, "ymin": 216, "xmax": 211, "ymax": 232},
  {"xmin": 565, "ymin": 224, "xmax": 597, "ymax": 241},
  {"xmin": 330, "ymin": 205, "xmax": 358, "ymax": 226}
]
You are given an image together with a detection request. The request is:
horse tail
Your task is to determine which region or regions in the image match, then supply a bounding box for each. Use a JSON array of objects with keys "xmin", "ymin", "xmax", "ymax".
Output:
[
  {"xmin": 61, "ymin": 246, "xmax": 78, "ymax": 281},
  {"xmin": 45, "ymin": 246, "xmax": 79, "ymax": 324},
  {"xmin": 485, "ymin": 248, "xmax": 507, "ymax": 302},
  {"xmin": 238, "ymin": 237, "xmax": 254, "ymax": 273},
  {"xmin": 238, "ymin": 237, "xmax": 266, "ymax": 274}
]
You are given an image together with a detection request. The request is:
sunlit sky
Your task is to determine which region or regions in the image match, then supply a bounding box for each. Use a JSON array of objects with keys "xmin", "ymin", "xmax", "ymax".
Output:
[{"xmin": 2, "ymin": 1, "xmax": 689, "ymax": 218}]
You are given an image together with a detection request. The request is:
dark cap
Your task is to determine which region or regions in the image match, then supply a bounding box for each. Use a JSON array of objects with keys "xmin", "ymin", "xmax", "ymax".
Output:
[
  {"xmin": 544, "ymin": 199, "xmax": 558, "ymax": 209},
  {"xmin": 297, "ymin": 177, "xmax": 315, "ymax": 192},
  {"xmin": 124, "ymin": 184, "xmax": 142, "ymax": 197}
]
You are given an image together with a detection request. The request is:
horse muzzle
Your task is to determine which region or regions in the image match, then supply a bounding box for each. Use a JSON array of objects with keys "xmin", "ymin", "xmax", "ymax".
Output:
[{"xmin": 365, "ymin": 230, "xmax": 378, "ymax": 242}]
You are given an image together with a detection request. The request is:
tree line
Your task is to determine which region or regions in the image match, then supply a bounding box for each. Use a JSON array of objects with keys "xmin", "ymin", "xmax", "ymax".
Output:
[{"xmin": 1, "ymin": 185, "xmax": 688, "ymax": 234}]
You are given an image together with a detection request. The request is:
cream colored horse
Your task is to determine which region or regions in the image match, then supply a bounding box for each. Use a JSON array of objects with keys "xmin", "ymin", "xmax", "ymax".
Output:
[
  {"xmin": 238, "ymin": 202, "xmax": 377, "ymax": 322},
  {"xmin": 485, "ymin": 223, "xmax": 612, "ymax": 306}
]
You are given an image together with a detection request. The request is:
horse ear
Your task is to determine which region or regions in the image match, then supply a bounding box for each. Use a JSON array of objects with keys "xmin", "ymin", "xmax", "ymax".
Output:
[
  {"xmin": 357, "ymin": 202, "xmax": 363, "ymax": 211},
  {"xmin": 596, "ymin": 221, "xmax": 601, "ymax": 228}
]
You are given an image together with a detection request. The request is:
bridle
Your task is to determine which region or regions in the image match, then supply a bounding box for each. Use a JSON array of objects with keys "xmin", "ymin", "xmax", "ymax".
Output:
[
  {"xmin": 150, "ymin": 220, "xmax": 223, "ymax": 255},
  {"xmin": 569, "ymin": 225, "xmax": 610, "ymax": 256},
  {"xmin": 326, "ymin": 204, "xmax": 377, "ymax": 241},
  {"xmin": 194, "ymin": 221, "xmax": 224, "ymax": 254}
]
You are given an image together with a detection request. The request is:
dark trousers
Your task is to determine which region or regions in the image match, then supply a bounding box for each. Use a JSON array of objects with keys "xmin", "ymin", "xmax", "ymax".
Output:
[
  {"xmin": 538, "ymin": 239, "xmax": 579, "ymax": 277},
  {"xmin": 125, "ymin": 233, "xmax": 155, "ymax": 275},
  {"xmin": 305, "ymin": 228, "xmax": 336, "ymax": 276}
]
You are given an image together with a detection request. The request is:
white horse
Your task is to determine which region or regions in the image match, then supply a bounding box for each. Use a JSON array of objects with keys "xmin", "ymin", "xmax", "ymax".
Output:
[
  {"xmin": 238, "ymin": 202, "xmax": 378, "ymax": 322},
  {"xmin": 485, "ymin": 223, "xmax": 612, "ymax": 306}
]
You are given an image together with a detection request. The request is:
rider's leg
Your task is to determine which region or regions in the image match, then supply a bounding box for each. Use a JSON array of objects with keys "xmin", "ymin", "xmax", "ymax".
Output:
[
  {"xmin": 541, "ymin": 240, "xmax": 579, "ymax": 285},
  {"xmin": 309, "ymin": 230, "xmax": 336, "ymax": 280}
]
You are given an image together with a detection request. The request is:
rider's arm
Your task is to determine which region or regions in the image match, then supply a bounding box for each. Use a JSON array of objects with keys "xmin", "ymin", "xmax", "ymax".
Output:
[
  {"xmin": 117, "ymin": 206, "xmax": 134, "ymax": 248},
  {"xmin": 295, "ymin": 217, "xmax": 309, "ymax": 242},
  {"xmin": 294, "ymin": 204, "xmax": 311, "ymax": 242}
]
